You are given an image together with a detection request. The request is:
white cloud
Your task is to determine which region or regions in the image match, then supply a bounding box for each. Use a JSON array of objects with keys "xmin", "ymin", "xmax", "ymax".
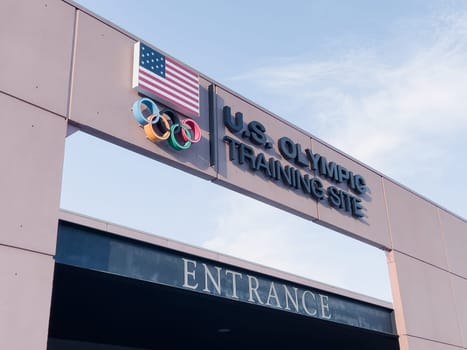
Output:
[
  {"xmin": 234, "ymin": 10, "xmax": 467, "ymax": 173},
  {"xmin": 231, "ymin": 10, "xmax": 467, "ymax": 218}
]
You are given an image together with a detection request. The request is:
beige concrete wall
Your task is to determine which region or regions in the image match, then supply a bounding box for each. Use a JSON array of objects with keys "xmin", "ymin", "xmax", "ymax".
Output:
[
  {"xmin": 386, "ymin": 179, "xmax": 467, "ymax": 350},
  {"xmin": 0, "ymin": 246, "xmax": 56, "ymax": 350},
  {"xmin": 0, "ymin": 0, "xmax": 70, "ymax": 349},
  {"xmin": 0, "ymin": 0, "xmax": 466, "ymax": 349},
  {"xmin": 0, "ymin": 0, "xmax": 75, "ymax": 116},
  {"xmin": 0, "ymin": 92, "xmax": 67, "ymax": 348}
]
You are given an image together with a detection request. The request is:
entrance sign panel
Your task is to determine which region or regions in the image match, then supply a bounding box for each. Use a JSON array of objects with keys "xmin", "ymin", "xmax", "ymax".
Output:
[
  {"xmin": 212, "ymin": 86, "xmax": 390, "ymax": 249},
  {"xmin": 68, "ymin": 11, "xmax": 392, "ymax": 248},
  {"xmin": 214, "ymin": 86, "xmax": 319, "ymax": 220},
  {"xmin": 56, "ymin": 222, "xmax": 396, "ymax": 335},
  {"xmin": 312, "ymin": 140, "xmax": 391, "ymax": 248}
]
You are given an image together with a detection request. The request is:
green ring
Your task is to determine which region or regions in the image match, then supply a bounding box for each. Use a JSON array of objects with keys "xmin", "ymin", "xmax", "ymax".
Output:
[{"xmin": 168, "ymin": 124, "xmax": 192, "ymax": 151}]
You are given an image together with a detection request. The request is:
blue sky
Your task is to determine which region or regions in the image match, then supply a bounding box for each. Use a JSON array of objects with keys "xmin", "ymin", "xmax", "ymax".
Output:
[{"xmin": 62, "ymin": 0, "xmax": 467, "ymax": 302}]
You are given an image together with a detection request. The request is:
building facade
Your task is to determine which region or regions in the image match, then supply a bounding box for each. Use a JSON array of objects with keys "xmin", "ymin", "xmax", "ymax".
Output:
[{"xmin": 1, "ymin": 1, "xmax": 466, "ymax": 349}]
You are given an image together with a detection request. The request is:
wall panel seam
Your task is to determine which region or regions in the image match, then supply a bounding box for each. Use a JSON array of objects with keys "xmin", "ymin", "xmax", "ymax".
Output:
[
  {"xmin": 65, "ymin": 8, "xmax": 79, "ymax": 119},
  {"xmin": 381, "ymin": 177, "xmax": 394, "ymax": 250},
  {"xmin": 404, "ymin": 334, "xmax": 464, "ymax": 349},
  {"xmin": 392, "ymin": 248, "xmax": 467, "ymax": 278},
  {"xmin": 440, "ymin": 206, "xmax": 467, "ymax": 348},
  {"xmin": 0, "ymin": 90, "xmax": 66, "ymax": 120},
  {"xmin": 0, "ymin": 243, "xmax": 55, "ymax": 258}
]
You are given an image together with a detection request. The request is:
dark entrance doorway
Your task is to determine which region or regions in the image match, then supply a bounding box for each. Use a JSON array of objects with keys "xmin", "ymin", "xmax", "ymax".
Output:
[
  {"xmin": 48, "ymin": 263, "xmax": 399, "ymax": 349},
  {"xmin": 48, "ymin": 221, "xmax": 399, "ymax": 349}
]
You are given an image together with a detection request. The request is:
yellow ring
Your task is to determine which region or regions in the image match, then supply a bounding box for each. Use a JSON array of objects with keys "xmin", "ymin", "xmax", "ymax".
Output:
[{"xmin": 143, "ymin": 114, "xmax": 171, "ymax": 142}]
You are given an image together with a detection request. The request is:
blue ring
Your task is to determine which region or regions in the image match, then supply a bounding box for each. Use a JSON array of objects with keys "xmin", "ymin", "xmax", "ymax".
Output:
[{"xmin": 132, "ymin": 98, "xmax": 160, "ymax": 126}]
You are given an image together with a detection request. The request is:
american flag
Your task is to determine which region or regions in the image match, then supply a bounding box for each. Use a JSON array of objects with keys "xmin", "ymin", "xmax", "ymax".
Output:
[{"xmin": 133, "ymin": 42, "xmax": 200, "ymax": 117}]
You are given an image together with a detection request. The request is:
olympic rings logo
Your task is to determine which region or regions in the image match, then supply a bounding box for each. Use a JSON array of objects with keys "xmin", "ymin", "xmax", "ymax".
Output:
[{"xmin": 131, "ymin": 98, "xmax": 201, "ymax": 151}]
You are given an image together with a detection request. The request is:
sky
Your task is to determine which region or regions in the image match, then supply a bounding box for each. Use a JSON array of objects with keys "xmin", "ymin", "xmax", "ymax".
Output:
[{"xmin": 61, "ymin": 0, "xmax": 467, "ymax": 302}]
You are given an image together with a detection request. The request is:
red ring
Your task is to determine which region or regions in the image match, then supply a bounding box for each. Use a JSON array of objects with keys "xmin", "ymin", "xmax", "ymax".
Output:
[{"xmin": 181, "ymin": 119, "xmax": 201, "ymax": 143}]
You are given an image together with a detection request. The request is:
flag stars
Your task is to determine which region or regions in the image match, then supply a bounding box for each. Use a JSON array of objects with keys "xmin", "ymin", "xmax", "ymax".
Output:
[{"xmin": 138, "ymin": 44, "xmax": 170, "ymax": 78}]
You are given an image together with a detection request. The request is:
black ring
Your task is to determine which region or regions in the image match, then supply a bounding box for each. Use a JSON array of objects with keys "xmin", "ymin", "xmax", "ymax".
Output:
[{"xmin": 158, "ymin": 109, "xmax": 180, "ymax": 134}]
